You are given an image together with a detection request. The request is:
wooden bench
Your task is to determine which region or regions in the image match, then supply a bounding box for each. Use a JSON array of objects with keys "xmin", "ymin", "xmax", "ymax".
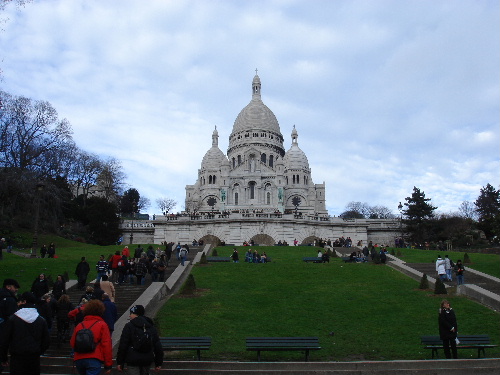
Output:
[
  {"xmin": 246, "ymin": 337, "xmax": 321, "ymax": 361},
  {"xmin": 421, "ymin": 335, "xmax": 498, "ymax": 358},
  {"xmin": 207, "ymin": 256, "xmax": 231, "ymax": 262},
  {"xmin": 303, "ymin": 257, "xmax": 322, "ymax": 263},
  {"xmin": 160, "ymin": 337, "xmax": 212, "ymax": 360}
]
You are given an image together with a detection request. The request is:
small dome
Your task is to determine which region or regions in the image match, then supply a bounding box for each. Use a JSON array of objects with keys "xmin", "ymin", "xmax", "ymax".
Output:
[
  {"xmin": 201, "ymin": 146, "xmax": 229, "ymax": 170},
  {"xmin": 283, "ymin": 126, "xmax": 309, "ymax": 170},
  {"xmin": 284, "ymin": 143, "xmax": 309, "ymax": 171},
  {"xmin": 201, "ymin": 126, "xmax": 229, "ymax": 169}
]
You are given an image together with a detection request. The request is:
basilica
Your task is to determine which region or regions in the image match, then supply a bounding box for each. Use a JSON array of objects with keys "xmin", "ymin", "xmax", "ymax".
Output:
[
  {"xmin": 122, "ymin": 73, "xmax": 399, "ymax": 246},
  {"xmin": 185, "ymin": 73, "xmax": 327, "ymax": 216}
]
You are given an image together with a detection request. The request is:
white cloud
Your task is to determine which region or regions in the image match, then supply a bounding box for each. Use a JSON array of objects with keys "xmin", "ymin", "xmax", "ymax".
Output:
[{"xmin": 1, "ymin": 0, "xmax": 498, "ymax": 215}]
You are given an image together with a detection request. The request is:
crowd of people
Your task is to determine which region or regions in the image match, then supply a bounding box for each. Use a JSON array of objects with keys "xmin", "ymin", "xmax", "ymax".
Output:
[
  {"xmin": 0, "ymin": 275, "xmax": 164, "ymax": 374},
  {"xmin": 435, "ymin": 255, "xmax": 466, "ymax": 285}
]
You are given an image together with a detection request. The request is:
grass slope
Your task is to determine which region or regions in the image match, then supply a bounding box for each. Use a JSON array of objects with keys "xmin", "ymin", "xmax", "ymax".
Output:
[{"xmin": 157, "ymin": 246, "xmax": 500, "ymax": 361}]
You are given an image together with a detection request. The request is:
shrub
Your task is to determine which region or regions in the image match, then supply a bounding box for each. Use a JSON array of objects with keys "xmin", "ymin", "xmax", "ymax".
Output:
[
  {"xmin": 179, "ymin": 274, "xmax": 196, "ymax": 295},
  {"xmin": 434, "ymin": 278, "xmax": 447, "ymax": 295},
  {"xmin": 200, "ymin": 253, "xmax": 208, "ymax": 264},
  {"xmin": 212, "ymin": 249, "xmax": 218, "ymax": 257},
  {"xmin": 372, "ymin": 252, "xmax": 381, "ymax": 264},
  {"xmin": 396, "ymin": 249, "xmax": 402, "ymax": 257},
  {"xmin": 464, "ymin": 253, "xmax": 471, "ymax": 264},
  {"xmin": 419, "ymin": 273, "xmax": 429, "ymax": 289},
  {"xmin": 390, "ymin": 249, "xmax": 395, "ymax": 256}
]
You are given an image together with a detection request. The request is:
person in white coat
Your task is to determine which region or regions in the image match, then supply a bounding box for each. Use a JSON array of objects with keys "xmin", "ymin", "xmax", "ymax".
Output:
[{"xmin": 435, "ymin": 256, "xmax": 447, "ymax": 282}]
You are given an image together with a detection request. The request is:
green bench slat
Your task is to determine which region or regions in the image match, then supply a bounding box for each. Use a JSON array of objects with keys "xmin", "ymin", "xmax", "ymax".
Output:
[
  {"xmin": 303, "ymin": 257, "xmax": 322, "ymax": 262},
  {"xmin": 420, "ymin": 335, "xmax": 497, "ymax": 358},
  {"xmin": 160, "ymin": 337, "xmax": 212, "ymax": 360},
  {"xmin": 207, "ymin": 256, "xmax": 231, "ymax": 262},
  {"xmin": 246, "ymin": 337, "xmax": 321, "ymax": 361}
]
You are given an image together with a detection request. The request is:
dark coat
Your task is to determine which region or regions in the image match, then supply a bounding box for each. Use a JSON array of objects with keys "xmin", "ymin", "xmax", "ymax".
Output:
[
  {"xmin": 102, "ymin": 298, "xmax": 118, "ymax": 332},
  {"xmin": 52, "ymin": 280, "xmax": 66, "ymax": 300},
  {"xmin": 0, "ymin": 287, "xmax": 18, "ymax": 322},
  {"xmin": 31, "ymin": 279, "xmax": 49, "ymax": 299},
  {"xmin": 0, "ymin": 306, "xmax": 50, "ymax": 361},
  {"xmin": 116, "ymin": 315, "xmax": 163, "ymax": 367},
  {"xmin": 75, "ymin": 261, "xmax": 90, "ymax": 280},
  {"xmin": 438, "ymin": 308, "xmax": 458, "ymax": 340}
]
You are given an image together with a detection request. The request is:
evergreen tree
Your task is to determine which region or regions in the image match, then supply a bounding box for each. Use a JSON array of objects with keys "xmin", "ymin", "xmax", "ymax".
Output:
[
  {"xmin": 474, "ymin": 183, "xmax": 500, "ymax": 241},
  {"xmin": 402, "ymin": 187, "xmax": 437, "ymax": 244}
]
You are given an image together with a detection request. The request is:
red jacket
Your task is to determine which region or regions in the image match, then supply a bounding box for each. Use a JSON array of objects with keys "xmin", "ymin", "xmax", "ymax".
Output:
[
  {"xmin": 70, "ymin": 315, "xmax": 113, "ymax": 368},
  {"xmin": 110, "ymin": 254, "xmax": 122, "ymax": 269}
]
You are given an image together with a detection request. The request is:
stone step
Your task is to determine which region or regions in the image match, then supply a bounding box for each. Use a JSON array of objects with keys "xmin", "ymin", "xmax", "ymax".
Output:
[{"xmin": 36, "ymin": 358, "xmax": 500, "ymax": 375}]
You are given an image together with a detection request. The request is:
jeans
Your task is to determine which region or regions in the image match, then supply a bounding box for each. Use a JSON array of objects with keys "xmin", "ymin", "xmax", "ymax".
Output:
[
  {"xmin": 180, "ymin": 255, "xmax": 186, "ymax": 266},
  {"xmin": 457, "ymin": 274, "xmax": 464, "ymax": 285},
  {"xmin": 75, "ymin": 358, "xmax": 103, "ymax": 375},
  {"xmin": 446, "ymin": 269, "xmax": 452, "ymax": 281},
  {"xmin": 96, "ymin": 271, "xmax": 106, "ymax": 282}
]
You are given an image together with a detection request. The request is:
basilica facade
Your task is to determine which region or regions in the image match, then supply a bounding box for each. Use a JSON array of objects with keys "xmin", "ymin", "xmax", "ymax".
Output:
[
  {"xmin": 122, "ymin": 74, "xmax": 399, "ymax": 246},
  {"xmin": 185, "ymin": 73, "xmax": 327, "ymax": 216}
]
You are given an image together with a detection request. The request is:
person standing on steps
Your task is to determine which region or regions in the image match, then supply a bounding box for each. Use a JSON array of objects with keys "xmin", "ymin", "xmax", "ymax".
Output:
[
  {"xmin": 116, "ymin": 305, "xmax": 163, "ymax": 374},
  {"xmin": 75, "ymin": 257, "xmax": 91, "ymax": 291},
  {"xmin": 0, "ymin": 291, "xmax": 50, "ymax": 375},
  {"xmin": 438, "ymin": 299, "xmax": 458, "ymax": 359},
  {"xmin": 70, "ymin": 299, "xmax": 113, "ymax": 375}
]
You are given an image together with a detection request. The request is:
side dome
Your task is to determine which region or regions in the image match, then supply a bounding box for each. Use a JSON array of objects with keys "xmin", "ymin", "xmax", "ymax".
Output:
[
  {"xmin": 201, "ymin": 147, "xmax": 229, "ymax": 170},
  {"xmin": 283, "ymin": 126, "xmax": 310, "ymax": 170},
  {"xmin": 201, "ymin": 126, "xmax": 229, "ymax": 169}
]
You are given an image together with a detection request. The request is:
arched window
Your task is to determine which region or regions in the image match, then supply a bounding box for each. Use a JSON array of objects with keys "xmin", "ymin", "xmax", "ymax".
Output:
[
  {"xmin": 261, "ymin": 153, "xmax": 267, "ymax": 164},
  {"xmin": 249, "ymin": 181, "xmax": 256, "ymax": 199},
  {"xmin": 213, "ymin": 175, "xmax": 216, "ymax": 184},
  {"xmin": 269, "ymin": 155, "xmax": 274, "ymax": 167},
  {"xmin": 267, "ymin": 192, "xmax": 271, "ymax": 205},
  {"xmin": 237, "ymin": 155, "xmax": 241, "ymax": 165},
  {"xmin": 292, "ymin": 175, "xmax": 296, "ymax": 184},
  {"xmin": 208, "ymin": 175, "xmax": 212, "ymax": 184},
  {"xmin": 232, "ymin": 158, "xmax": 235, "ymax": 168},
  {"xmin": 235, "ymin": 192, "xmax": 239, "ymax": 205}
]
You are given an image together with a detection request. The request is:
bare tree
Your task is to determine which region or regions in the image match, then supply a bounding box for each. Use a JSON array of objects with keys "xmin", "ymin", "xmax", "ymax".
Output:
[
  {"xmin": 368, "ymin": 205, "xmax": 395, "ymax": 219},
  {"xmin": 156, "ymin": 197, "xmax": 177, "ymax": 215},
  {"xmin": 458, "ymin": 200, "xmax": 477, "ymax": 220},
  {"xmin": 0, "ymin": 91, "xmax": 73, "ymax": 173},
  {"xmin": 69, "ymin": 150, "xmax": 102, "ymax": 202}
]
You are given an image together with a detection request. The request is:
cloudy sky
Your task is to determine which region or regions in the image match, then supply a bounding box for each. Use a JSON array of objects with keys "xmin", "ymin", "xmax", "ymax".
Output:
[{"xmin": 1, "ymin": 0, "xmax": 498, "ymax": 216}]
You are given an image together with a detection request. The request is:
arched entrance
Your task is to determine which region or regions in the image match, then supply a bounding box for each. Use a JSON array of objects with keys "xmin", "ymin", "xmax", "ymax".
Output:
[
  {"xmin": 301, "ymin": 236, "xmax": 321, "ymax": 246},
  {"xmin": 251, "ymin": 234, "xmax": 275, "ymax": 246},
  {"xmin": 198, "ymin": 234, "xmax": 222, "ymax": 246}
]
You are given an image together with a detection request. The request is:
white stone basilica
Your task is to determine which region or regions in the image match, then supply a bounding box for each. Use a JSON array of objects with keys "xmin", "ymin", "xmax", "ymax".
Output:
[
  {"xmin": 185, "ymin": 73, "xmax": 327, "ymax": 216},
  {"xmin": 122, "ymin": 74, "xmax": 399, "ymax": 246}
]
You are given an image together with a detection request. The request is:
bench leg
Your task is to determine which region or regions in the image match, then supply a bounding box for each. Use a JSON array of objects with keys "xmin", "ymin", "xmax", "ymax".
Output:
[
  {"xmin": 197, "ymin": 349, "xmax": 201, "ymax": 361},
  {"xmin": 257, "ymin": 350, "xmax": 261, "ymax": 362},
  {"xmin": 305, "ymin": 349, "xmax": 310, "ymax": 362}
]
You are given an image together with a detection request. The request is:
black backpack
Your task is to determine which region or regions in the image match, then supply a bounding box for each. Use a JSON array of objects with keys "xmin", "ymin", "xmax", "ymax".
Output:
[
  {"xmin": 132, "ymin": 324, "xmax": 153, "ymax": 353},
  {"xmin": 74, "ymin": 321, "xmax": 98, "ymax": 353}
]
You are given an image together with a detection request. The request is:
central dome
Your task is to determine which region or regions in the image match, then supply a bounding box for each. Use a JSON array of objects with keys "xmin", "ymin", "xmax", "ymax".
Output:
[{"xmin": 230, "ymin": 73, "xmax": 282, "ymax": 136}]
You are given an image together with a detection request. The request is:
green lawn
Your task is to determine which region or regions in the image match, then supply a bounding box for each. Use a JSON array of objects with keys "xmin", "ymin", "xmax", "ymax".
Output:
[
  {"xmin": 0, "ymin": 232, "xmax": 157, "ymax": 293},
  {"xmin": 387, "ymin": 247, "xmax": 500, "ymax": 278},
  {"xmin": 157, "ymin": 246, "xmax": 500, "ymax": 361},
  {"xmin": 2, "ymin": 238, "xmax": 499, "ymax": 361}
]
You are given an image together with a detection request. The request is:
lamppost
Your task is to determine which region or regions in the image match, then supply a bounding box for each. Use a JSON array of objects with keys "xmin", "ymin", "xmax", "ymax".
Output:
[
  {"xmin": 31, "ymin": 182, "xmax": 45, "ymax": 258},
  {"xmin": 398, "ymin": 202, "xmax": 403, "ymax": 247},
  {"xmin": 129, "ymin": 203, "xmax": 137, "ymax": 245}
]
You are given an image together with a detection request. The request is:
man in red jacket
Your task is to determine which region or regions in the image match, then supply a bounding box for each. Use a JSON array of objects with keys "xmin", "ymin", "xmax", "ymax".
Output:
[{"xmin": 70, "ymin": 299, "xmax": 112, "ymax": 375}]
